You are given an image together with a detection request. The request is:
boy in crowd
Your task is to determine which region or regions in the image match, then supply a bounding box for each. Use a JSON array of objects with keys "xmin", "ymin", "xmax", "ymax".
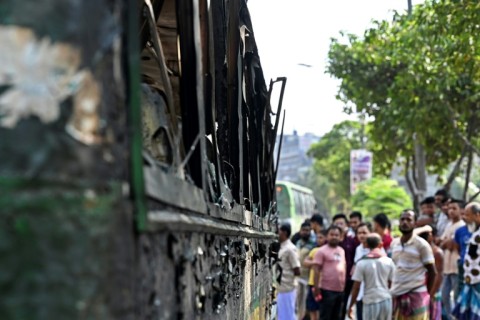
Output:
[
  {"xmin": 312, "ymin": 226, "xmax": 346, "ymax": 320},
  {"xmin": 277, "ymin": 224, "xmax": 301, "ymax": 320},
  {"xmin": 440, "ymin": 199, "xmax": 465, "ymax": 319},
  {"xmin": 348, "ymin": 234, "xmax": 395, "ymax": 320},
  {"xmin": 391, "ymin": 210, "xmax": 437, "ymax": 320},
  {"xmin": 295, "ymin": 222, "xmax": 316, "ymax": 320},
  {"xmin": 303, "ymin": 230, "xmax": 327, "ymax": 320}
]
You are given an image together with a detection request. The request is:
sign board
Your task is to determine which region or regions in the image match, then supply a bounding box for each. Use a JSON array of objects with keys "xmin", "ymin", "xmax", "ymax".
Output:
[{"xmin": 350, "ymin": 149, "xmax": 373, "ymax": 194}]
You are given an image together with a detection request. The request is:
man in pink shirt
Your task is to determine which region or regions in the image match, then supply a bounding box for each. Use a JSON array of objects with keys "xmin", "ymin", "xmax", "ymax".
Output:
[{"xmin": 312, "ymin": 225, "xmax": 347, "ymax": 320}]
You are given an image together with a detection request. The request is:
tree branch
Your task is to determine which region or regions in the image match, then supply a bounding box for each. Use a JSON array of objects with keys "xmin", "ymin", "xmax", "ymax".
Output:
[
  {"xmin": 444, "ymin": 145, "xmax": 467, "ymax": 191},
  {"xmin": 405, "ymin": 157, "xmax": 416, "ymax": 207},
  {"xmin": 469, "ymin": 189, "xmax": 480, "ymax": 202},
  {"xmin": 463, "ymin": 150, "xmax": 473, "ymax": 201},
  {"xmin": 411, "ymin": 151, "xmax": 419, "ymax": 191},
  {"xmin": 445, "ymin": 103, "xmax": 480, "ymax": 156}
]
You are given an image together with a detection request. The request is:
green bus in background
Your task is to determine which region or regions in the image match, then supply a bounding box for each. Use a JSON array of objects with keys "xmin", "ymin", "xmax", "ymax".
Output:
[{"xmin": 276, "ymin": 180, "xmax": 318, "ymax": 234}]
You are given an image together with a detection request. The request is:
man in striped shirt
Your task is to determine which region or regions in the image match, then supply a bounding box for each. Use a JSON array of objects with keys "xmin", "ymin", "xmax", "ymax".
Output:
[{"xmin": 391, "ymin": 210, "xmax": 437, "ymax": 320}]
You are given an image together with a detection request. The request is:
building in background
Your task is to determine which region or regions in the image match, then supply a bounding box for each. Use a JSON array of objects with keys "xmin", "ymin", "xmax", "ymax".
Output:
[{"xmin": 275, "ymin": 131, "xmax": 320, "ymax": 182}]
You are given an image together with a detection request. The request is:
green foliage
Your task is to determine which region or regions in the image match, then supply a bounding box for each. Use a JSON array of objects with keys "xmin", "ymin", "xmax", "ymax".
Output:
[
  {"xmin": 327, "ymin": 0, "xmax": 480, "ymax": 181},
  {"xmin": 351, "ymin": 178, "xmax": 412, "ymax": 222},
  {"xmin": 306, "ymin": 120, "xmax": 392, "ymax": 211},
  {"xmin": 298, "ymin": 168, "xmax": 347, "ymax": 215},
  {"xmin": 308, "ymin": 121, "xmax": 362, "ymax": 204}
]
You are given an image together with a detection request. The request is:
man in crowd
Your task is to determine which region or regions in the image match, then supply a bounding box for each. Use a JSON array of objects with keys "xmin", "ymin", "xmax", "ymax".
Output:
[
  {"xmin": 332, "ymin": 213, "xmax": 357, "ymax": 319},
  {"xmin": 416, "ymin": 196, "xmax": 436, "ymax": 227},
  {"xmin": 454, "ymin": 202, "xmax": 476, "ymax": 294},
  {"xmin": 352, "ymin": 222, "xmax": 387, "ymax": 320},
  {"xmin": 440, "ymin": 199, "xmax": 465, "ymax": 319},
  {"xmin": 453, "ymin": 202, "xmax": 480, "ymax": 319},
  {"xmin": 310, "ymin": 214, "xmax": 324, "ymax": 234},
  {"xmin": 373, "ymin": 213, "xmax": 393, "ymax": 253},
  {"xmin": 295, "ymin": 222, "xmax": 316, "ymax": 320},
  {"xmin": 434, "ymin": 189, "xmax": 449, "ymax": 209},
  {"xmin": 434, "ymin": 189, "xmax": 450, "ymax": 239},
  {"xmin": 291, "ymin": 218, "xmax": 311, "ymax": 245},
  {"xmin": 292, "ymin": 214, "xmax": 324, "ymax": 245},
  {"xmin": 312, "ymin": 226, "xmax": 346, "ymax": 320},
  {"xmin": 391, "ymin": 210, "xmax": 437, "ymax": 320},
  {"xmin": 416, "ymin": 225, "xmax": 444, "ymax": 320},
  {"xmin": 277, "ymin": 223, "xmax": 301, "ymax": 320},
  {"xmin": 348, "ymin": 233, "xmax": 395, "ymax": 320},
  {"xmin": 349, "ymin": 211, "xmax": 363, "ymax": 237},
  {"xmin": 436, "ymin": 198, "xmax": 451, "ymax": 239}
]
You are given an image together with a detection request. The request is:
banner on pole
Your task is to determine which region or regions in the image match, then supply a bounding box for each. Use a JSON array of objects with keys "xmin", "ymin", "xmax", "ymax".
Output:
[{"xmin": 350, "ymin": 149, "xmax": 373, "ymax": 194}]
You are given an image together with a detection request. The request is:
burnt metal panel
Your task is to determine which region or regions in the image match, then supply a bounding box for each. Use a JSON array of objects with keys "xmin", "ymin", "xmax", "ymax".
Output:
[
  {"xmin": 1, "ymin": 0, "xmax": 281, "ymax": 319},
  {"xmin": 176, "ymin": 0, "xmax": 207, "ymax": 192},
  {"xmin": 143, "ymin": 156, "xmax": 208, "ymax": 214}
]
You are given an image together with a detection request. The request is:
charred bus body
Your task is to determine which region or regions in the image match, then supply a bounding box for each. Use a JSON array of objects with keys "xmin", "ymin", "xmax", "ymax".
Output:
[{"xmin": 0, "ymin": 0, "xmax": 285, "ymax": 319}]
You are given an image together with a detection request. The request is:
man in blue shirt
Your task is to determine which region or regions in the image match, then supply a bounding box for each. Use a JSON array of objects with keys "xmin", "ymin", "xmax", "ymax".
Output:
[{"xmin": 454, "ymin": 203, "xmax": 476, "ymax": 293}]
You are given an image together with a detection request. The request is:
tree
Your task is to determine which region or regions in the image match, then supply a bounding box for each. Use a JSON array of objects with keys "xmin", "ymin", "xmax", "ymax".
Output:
[
  {"xmin": 327, "ymin": 0, "xmax": 480, "ymax": 202},
  {"xmin": 298, "ymin": 168, "xmax": 344, "ymax": 216},
  {"xmin": 351, "ymin": 178, "xmax": 412, "ymax": 223},
  {"xmin": 307, "ymin": 120, "xmax": 393, "ymax": 211}
]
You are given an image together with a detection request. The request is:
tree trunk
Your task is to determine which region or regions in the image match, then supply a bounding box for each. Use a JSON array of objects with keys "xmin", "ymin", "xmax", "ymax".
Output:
[
  {"xmin": 414, "ymin": 137, "xmax": 427, "ymax": 213},
  {"xmin": 463, "ymin": 149, "xmax": 473, "ymax": 201},
  {"xmin": 444, "ymin": 146, "xmax": 467, "ymax": 191},
  {"xmin": 405, "ymin": 157, "xmax": 417, "ymax": 209}
]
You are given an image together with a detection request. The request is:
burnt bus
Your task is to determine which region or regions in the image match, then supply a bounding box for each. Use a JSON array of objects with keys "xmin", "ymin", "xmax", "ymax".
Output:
[{"xmin": 0, "ymin": 0, "xmax": 286, "ymax": 319}]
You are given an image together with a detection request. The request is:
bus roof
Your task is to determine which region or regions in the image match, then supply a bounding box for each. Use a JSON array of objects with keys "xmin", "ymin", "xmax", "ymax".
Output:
[{"xmin": 276, "ymin": 180, "xmax": 314, "ymax": 195}]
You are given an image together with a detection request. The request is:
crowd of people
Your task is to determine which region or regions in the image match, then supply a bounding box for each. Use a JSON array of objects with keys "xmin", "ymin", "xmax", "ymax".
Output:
[{"xmin": 275, "ymin": 189, "xmax": 480, "ymax": 320}]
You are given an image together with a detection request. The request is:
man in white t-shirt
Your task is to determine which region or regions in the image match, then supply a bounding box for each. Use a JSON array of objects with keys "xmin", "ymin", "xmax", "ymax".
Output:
[
  {"xmin": 352, "ymin": 223, "xmax": 386, "ymax": 320},
  {"xmin": 348, "ymin": 234, "xmax": 395, "ymax": 320},
  {"xmin": 276, "ymin": 223, "xmax": 301, "ymax": 320}
]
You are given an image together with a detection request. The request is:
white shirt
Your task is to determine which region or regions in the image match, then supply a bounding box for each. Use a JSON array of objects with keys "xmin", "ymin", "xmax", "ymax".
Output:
[
  {"xmin": 353, "ymin": 245, "xmax": 386, "ymax": 301},
  {"xmin": 276, "ymin": 239, "xmax": 301, "ymax": 292},
  {"xmin": 442, "ymin": 220, "xmax": 465, "ymax": 274},
  {"xmin": 436, "ymin": 212, "xmax": 449, "ymax": 238},
  {"xmin": 390, "ymin": 236, "xmax": 434, "ymax": 296},
  {"xmin": 352, "ymin": 256, "xmax": 395, "ymax": 304}
]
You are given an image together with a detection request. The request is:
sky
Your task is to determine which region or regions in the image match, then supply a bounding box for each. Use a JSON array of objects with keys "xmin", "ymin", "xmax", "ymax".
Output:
[{"xmin": 248, "ymin": 0, "xmax": 425, "ymax": 136}]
